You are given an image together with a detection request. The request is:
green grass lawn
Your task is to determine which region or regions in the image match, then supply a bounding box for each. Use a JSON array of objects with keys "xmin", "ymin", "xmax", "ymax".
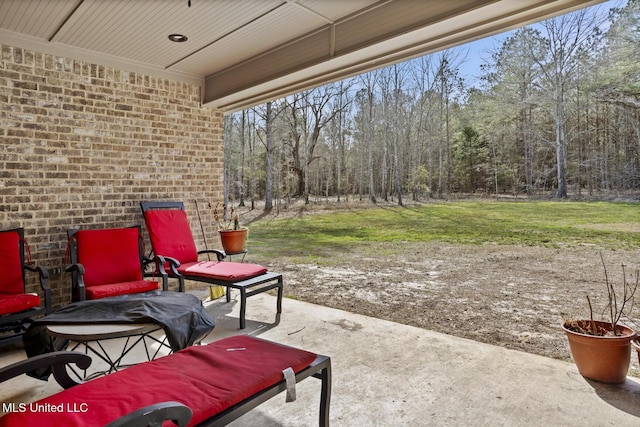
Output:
[{"xmin": 246, "ymin": 201, "xmax": 640, "ymax": 258}]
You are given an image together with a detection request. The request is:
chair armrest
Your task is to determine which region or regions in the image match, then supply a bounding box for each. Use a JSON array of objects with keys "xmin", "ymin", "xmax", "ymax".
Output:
[
  {"xmin": 142, "ymin": 255, "xmax": 170, "ymax": 291},
  {"xmin": 0, "ymin": 351, "xmax": 91, "ymax": 390},
  {"xmin": 24, "ymin": 264, "xmax": 53, "ymax": 314},
  {"xmin": 198, "ymin": 249, "xmax": 226, "ymax": 261},
  {"xmin": 64, "ymin": 262, "xmax": 85, "ymax": 274},
  {"xmin": 163, "ymin": 256, "xmax": 181, "ymax": 276},
  {"xmin": 65, "ymin": 263, "xmax": 87, "ymax": 300},
  {"xmin": 144, "ymin": 256, "xmax": 184, "ymax": 292},
  {"xmin": 164, "ymin": 257, "xmax": 185, "ymax": 292},
  {"xmin": 104, "ymin": 401, "xmax": 192, "ymax": 427}
]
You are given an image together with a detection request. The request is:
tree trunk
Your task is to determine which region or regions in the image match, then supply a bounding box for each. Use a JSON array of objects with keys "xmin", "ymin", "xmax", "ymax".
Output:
[
  {"xmin": 555, "ymin": 85, "xmax": 568, "ymax": 198},
  {"xmin": 264, "ymin": 101, "xmax": 274, "ymax": 211}
]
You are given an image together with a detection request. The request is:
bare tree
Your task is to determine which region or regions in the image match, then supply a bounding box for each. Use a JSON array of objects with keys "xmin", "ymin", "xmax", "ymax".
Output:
[
  {"xmin": 283, "ymin": 92, "xmax": 306, "ymax": 197},
  {"xmin": 324, "ymin": 79, "xmax": 355, "ymax": 202},
  {"xmin": 357, "ymin": 71, "xmax": 379, "ymax": 203},
  {"xmin": 433, "ymin": 51, "xmax": 464, "ymax": 197},
  {"xmin": 264, "ymin": 102, "xmax": 275, "ymax": 211},
  {"xmin": 527, "ymin": 7, "xmax": 604, "ymax": 198},
  {"xmin": 486, "ymin": 28, "xmax": 545, "ymax": 196},
  {"xmin": 391, "ymin": 64, "xmax": 406, "ymax": 205},
  {"xmin": 303, "ymin": 84, "xmax": 346, "ymax": 203}
]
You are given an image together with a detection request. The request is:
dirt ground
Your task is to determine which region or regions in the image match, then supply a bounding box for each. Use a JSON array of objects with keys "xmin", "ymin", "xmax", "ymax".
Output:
[{"xmin": 240, "ymin": 199, "xmax": 640, "ymax": 371}]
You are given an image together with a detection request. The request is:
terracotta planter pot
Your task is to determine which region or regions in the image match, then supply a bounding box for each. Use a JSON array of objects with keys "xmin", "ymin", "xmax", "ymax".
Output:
[
  {"xmin": 562, "ymin": 320, "xmax": 637, "ymax": 384},
  {"xmin": 219, "ymin": 228, "xmax": 248, "ymax": 254}
]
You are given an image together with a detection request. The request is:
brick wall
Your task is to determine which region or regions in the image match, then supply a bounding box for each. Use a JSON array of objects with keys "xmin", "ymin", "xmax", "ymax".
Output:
[{"xmin": 0, "ymin": 43, "xmax": 224, "ymax": 308}]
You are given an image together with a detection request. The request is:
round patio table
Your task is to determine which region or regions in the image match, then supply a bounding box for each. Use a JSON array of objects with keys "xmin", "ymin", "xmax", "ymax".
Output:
[{"xmin": 46, "ymin": 323, "xmax": 170, "ymax": 380}]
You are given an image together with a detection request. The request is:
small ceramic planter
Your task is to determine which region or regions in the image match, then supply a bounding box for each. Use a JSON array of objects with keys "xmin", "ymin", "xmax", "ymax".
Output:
[
  {"xmin": 219, "ymin": 228, "xmax": 248, "ymax": 254},
  {"xmin": 562, "ymin": 320, "xmax": 637, "ymax": 384}
]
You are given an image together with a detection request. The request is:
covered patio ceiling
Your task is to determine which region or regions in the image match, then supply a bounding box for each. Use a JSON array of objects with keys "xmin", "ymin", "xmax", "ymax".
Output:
[{"xmin": 0, "ymin": 0, "xmax": 605, "ymax": 112}]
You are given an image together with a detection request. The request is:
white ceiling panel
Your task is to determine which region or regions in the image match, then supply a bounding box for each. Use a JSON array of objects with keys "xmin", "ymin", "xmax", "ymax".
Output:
[
  {"xmin": 171, "ymin": 2, "xmax": 328, "ymax": 75},
  {"xmin": 0, "ymin": 0, "xmax": 79, "ymax": 39},
  {"xmin": 49, "ymin": 0, "xmax": 284, "ymax": 67}
]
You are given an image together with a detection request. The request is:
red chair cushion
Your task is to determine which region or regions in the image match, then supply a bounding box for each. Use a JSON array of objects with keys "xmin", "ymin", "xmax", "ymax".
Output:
[
  {"xmin": 144, "ymin": 210, "xmax": 198, "ymax": 264},
  {"xmin": 0, "ymin": 293, "xmax": 40, "ymax": 315},
  {"xmin": 0, "ymin": 230, "xmax": 25, "ymax": 295},
  {"xmin": 75, "ymin": 228, "xmax": 142, "ymax": 287},
  {"xmin": 84, "ymin": 280, "xmax": 159, "ymax": 300},
  {"xmin": 181, "ymin": 261, "xmax": 268, "ymax": 281},
  {"xmin": 0, "ymin": 336, "xmax": 318, "ymax": 427}
]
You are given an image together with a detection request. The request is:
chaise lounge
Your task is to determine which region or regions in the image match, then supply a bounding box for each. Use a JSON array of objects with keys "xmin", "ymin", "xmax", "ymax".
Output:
[
  {"xmin": 140, "ymin": 201, "xmax": 283, "ymax": 329},
  {"xmin": 0, "ymin": 335, "xmax": 331, "ymax": 426}
]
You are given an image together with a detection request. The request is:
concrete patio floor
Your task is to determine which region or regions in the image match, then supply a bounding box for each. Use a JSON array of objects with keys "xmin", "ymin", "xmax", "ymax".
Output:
[{"xmin": 2, "ymin": 290, "xmax": 640, "ymax": 426}]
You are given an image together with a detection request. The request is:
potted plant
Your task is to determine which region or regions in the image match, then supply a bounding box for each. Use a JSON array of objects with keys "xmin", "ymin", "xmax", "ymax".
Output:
[
  {"xmin": 211, "ymin": 198, "xmax": 247, "ymax": 255},
  {"xmin": 562, "ymin": 254, "xmax": 638, "ymax": 384}
]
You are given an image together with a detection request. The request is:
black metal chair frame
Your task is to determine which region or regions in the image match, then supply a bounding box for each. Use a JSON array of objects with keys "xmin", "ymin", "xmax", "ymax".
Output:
[
  {"xmin": 0, "ymin": 349, "xmax": 332, "ymax": 427},
  {"xmin": 0, "ymin": 227, "xmax": 52, "ymax": 346},
  {"xmin": 140, "ymin": 201, "xmax": 283, "ymax": 329},
  {"xmin": 65, "ymin": 226, "xmax": 169, "ymax": 301}
]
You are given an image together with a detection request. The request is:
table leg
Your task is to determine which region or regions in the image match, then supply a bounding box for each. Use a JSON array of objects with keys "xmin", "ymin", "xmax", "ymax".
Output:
[
  {"xmin": 240, "ymin": 288, "xmax": 247, "ymax": 329},
  {"xmin": 276, "ymin": 276, "xmax": 283, "ymax": 314}
]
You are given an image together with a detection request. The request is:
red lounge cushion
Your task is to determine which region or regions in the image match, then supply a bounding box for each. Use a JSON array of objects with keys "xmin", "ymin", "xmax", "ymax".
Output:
[
  {"xmin": 84, "ymin": 280, "xmax": 159, "ymax": 300},
  {"xmin": 0, "ymin": 293, "xmax": 40, "ymax": 315},
  {"xmin": 144, "ymin": 210, "xmax": 198, "ymax": 264},
  {"xmin": 0, "ymin": 336, "xmax": 317, "ymax": 427},
  {"xmin": 0, "ymin": 231, "xmax": 24, "ymax": 295},
  {"xmin": 76, "ymin": 228, "xmax": 142, "ymax": 287},
  {"xmin": 182, "ymin": 261, "xmax": 267, "ymax": 280}
]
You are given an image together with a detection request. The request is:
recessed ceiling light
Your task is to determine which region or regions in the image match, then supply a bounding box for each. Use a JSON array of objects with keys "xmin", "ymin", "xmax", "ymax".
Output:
[{"xmin": 168, "ymin": 34, "xmax": 188, "ymax": 42}]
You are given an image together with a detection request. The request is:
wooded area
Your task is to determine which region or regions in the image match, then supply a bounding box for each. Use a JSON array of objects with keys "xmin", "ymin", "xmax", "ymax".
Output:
[{"xmin": 223, "ymin": 1, "xmax": 639, "ymax": 208}]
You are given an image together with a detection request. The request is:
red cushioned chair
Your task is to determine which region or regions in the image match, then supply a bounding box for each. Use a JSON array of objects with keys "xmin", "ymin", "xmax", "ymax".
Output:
[
  {"xmin": 65, "ymin": 227, "xmax": 169, "ymax": 301},
  {"xmin": 140, "ymin": 201, "xmax": 283, "ymax": 329},
  {"xmin": 0, "ymin": 228, "xmax": 52, "ymax": 346}
]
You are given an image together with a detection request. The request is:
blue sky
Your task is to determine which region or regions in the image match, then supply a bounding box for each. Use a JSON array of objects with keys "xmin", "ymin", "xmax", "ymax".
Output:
[
  {"xmin": 457, "ymin": 35, "xmax": 506, "ymax": 87},
  {"xmin": 454, "ymin": 0, "xmax": 627, "ymax": 88}
]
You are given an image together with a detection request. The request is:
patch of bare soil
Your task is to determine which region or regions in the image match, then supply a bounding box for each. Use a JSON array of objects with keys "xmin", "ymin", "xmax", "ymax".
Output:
[{"xmin": 240, "ymin": 200, "xmax": 640, "ymax": 372}]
